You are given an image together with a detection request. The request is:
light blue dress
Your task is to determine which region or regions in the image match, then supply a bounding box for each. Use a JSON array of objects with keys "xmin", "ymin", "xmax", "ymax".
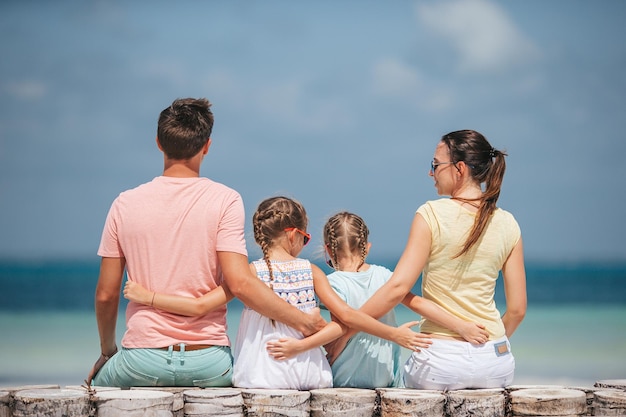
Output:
[{"xmin": 323, "ymin": 265, "xmax": 402, "ymax": 388}]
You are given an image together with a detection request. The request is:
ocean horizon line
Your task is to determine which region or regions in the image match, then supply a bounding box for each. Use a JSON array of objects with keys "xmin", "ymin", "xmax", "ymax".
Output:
[
  {"xmin": 1, "ymin": 258, "xmax": 625, "ymax": 311},
  {"xmin": 1, "ymin": 255, "xmax": 626, "ymax": 265}
]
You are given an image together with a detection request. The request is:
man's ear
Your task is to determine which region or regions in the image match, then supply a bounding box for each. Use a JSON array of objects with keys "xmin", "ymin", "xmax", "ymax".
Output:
[
  {"xmin": 203, "ymin": 138, "xmax": 212, "ymax": 155},
  {"xmin": 156, "ymin": 136, "xmax": 164, "ymax": 152}
]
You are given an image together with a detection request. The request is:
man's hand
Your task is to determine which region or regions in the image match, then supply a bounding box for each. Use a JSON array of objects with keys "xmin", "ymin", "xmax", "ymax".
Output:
[
  {"xmin": 85, "ymin": 346, "xmax": 117, "ymax": 385},
  {"xmin": 300, "ymin": 307, "xmax": 326, "ymax": 337}
]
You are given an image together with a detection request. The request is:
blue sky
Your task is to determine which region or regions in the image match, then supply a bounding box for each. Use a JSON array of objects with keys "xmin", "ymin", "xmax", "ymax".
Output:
[{"xmin": 1, "ymin": 0, "xmax": 625, "ymax": 263}]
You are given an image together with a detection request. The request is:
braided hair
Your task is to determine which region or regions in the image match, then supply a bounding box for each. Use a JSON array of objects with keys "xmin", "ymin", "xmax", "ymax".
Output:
[
  {"xmin": 252, "ymin": 196, "xmax": 308, "ymax": 289},
  {"xmin": 323, "ymin": 212, "xmax": 369, "ymax": 272}
]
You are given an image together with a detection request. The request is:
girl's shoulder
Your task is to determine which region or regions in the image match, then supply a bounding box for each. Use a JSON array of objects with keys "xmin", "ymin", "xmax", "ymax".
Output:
[
  {"xmin": 367, "ymin": 264, "xmax": 394, "ymax": 282},
  {"xmin": 328, "ymin": 264, "xmax": 392, "ymax": 286},
  {"xmin": 368, "ymin": 264, "xmax": 393, "ymax": 273},
  {"xmin": 252, "ymin": 257, "xmax": 311, "ymax": 265}
]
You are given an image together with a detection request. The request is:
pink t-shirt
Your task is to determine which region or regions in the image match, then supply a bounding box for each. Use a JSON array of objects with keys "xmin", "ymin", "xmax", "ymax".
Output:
[{"xmin": 98, "ymin": 176, "xmax": 247, "ymax": 348}]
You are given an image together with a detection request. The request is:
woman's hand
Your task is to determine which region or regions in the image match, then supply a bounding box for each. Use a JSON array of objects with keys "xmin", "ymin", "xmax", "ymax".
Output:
[
  {"xmin": 393, "ymin": 321, "xmax": 432, "ymax": 351},
  {"xmin": 266, "ymin": 338, "xmax": 303, "ymax": 360},
  {"xmin": 123, "ymin": 280, "xmax": 153, "ymax": 306},
  {"xmin": 456, "ymin": 321, "xmax": 490, "ymax": 344}
]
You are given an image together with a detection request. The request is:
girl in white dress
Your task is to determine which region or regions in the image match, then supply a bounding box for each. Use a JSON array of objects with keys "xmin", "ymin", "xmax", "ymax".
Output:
[{"xmin": 124, "ymin": 196, "xmax": 435, "ymax": 389}]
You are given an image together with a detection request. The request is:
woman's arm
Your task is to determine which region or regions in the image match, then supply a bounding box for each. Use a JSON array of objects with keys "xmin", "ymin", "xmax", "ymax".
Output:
[
  {"xmin": 312, "ymin": 264, "xmax": 431, "ymax": 351},
  {"xmin": 401, "ymin": 292, "xmax": 489, "ymax": 344},
  {"xmin": 266, "ymin": 319, "xmax": 346, "ymax": 360},
  {"xmin": 123, "ymin": 280, "xmax": 233, "ymax": 316},
  {"xmin": 330, "ymin": 213, "xmax": 432, "ymax": 347},
  {"xmin": 501, "ymin": 238, "xmax": 527, "ymax": 337},
  {"xmin": 358, "ymin": 213, "xmax": 432, "ymax": 319}
]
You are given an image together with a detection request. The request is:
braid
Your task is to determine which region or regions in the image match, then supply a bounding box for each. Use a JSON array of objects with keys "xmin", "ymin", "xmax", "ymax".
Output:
[
  {"xmin": 323, "ymin": 212, "xmax": 369, "ymax": 272},
  {"xmin": 252, "ymin": 220, "xmax": 274, "ymax": 288},
  {"xmin": 357, "ymin": 220, "xmax": 367, "ymax": 271},
  {"xmin": 323, "ymin": 215, "xmax": 340, "ymax": 269},
  {"xmin": 252, "ymin": 196, "xmax": 308, "ymax": 287}
]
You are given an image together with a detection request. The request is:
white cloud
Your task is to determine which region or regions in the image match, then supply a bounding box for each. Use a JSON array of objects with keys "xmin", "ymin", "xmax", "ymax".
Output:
[
  {"xmin": 416, "ymin": 0, "xmax": 539, "ymax": 73},
  {"xmin": 3, "ymin": 80, "xmax": 47, "ymax": 100},
  {"xmin": 201, "ymin": 70, "xmax": 354, "ymax": 134},
  {"xmin": 371, "ymin": 58, "xmax": 422, "ymax": 97},
  {"xmin": 421, "ymin": 90, "xmax": 455, "ymax": 112},
  {"xmin": 254, "ymin": 80, "xmax": 354, "ymax": 133},
  {"xmin": 370, "ymin": 58, "xmax": 457, "ymax": 112}
]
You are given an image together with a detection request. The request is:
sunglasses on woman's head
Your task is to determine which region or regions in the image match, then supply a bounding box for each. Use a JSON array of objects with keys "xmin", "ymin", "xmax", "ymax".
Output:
[{"xmin": 284, "ymin": 227, "xmax": 311, "ymax": 246}]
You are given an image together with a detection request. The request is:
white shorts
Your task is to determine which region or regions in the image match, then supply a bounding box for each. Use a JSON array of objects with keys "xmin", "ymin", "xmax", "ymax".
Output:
[{"xmin": 403, "ymin": 336, "xmax": 515, "ymax": 391}]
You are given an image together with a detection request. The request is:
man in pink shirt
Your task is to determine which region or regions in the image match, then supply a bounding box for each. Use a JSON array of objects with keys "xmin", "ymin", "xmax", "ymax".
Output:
[{"xmin": 87, "ymin": 98, "xmax": 325, "ymax": 387}]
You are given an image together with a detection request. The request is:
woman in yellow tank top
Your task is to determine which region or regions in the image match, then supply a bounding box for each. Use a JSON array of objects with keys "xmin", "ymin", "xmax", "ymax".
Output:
[{"xmin": 327, "ymin": 129, "xmax": 527, "ymax": 390}]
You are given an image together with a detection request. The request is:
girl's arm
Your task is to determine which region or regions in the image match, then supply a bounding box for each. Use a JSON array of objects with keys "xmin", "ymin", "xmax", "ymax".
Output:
[
  {"xmin": 266, "ymin": 318, "xmax": 346, "ymax": 360},
  {"xmin": 500, "ymin": 238, "xmax": 527, "ymax": 337},
  {"xmin": 312, "ymin": 264, "xmax": 431, "ymax": 352},
  {"xmin": 123, "ymin": 280, "xmax": 233, "ymax": 316},
  {"xmin": 401, "ymin": 292, "xmax": 489, "ymax": 344}
]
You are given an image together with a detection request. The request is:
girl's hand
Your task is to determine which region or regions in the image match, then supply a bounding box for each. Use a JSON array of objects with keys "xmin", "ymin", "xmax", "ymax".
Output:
[
  {"xmin": 394, "ymin": 321, "xmax": 432, "ymax": 351},
  {"xmin": 456, "ymin": 321, "xmax": 490, "ymax": 345},
  {"xmin": 123, "ymin": 280, "xmax": 153, "ymax": 306},
  {"xmin": 266, "ymin": 338, "xmax": 303, "ymax": 360}
]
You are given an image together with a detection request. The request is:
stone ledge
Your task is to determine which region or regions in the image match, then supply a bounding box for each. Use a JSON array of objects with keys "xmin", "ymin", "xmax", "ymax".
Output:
[{"xmin": 0, "ymin": 380, "xmax": 624, "ymax": 416}]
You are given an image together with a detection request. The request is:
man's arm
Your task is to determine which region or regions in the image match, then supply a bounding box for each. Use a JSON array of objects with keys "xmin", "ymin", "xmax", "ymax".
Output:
[
  {"xmin": 87, "ymin": 256, "xmax": 125, "ymax": 383},
  {"xmin": 218, "ymin": 251, "xmax": 325, "ymax": 336},
  {"xmin": 95, "ymin": 257, "xmax": 125, "ymax": 356}
]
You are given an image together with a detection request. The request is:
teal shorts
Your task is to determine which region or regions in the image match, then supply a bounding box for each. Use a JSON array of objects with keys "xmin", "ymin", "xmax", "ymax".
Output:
[{"xmin": 92, "ymin": 345, "xmax": 233, "ymax": 388}]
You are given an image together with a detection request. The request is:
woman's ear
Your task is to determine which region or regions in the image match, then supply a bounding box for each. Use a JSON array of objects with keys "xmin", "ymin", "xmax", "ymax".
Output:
[{"xmin": 456, "ymin": 160, "xmax": 468, "ymax": 177}]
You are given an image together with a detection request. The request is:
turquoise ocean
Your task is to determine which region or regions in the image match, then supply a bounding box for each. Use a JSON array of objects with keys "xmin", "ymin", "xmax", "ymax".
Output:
[{"xmin": 1, "ymin": 259, "xmax": 625, "ymax": 388}]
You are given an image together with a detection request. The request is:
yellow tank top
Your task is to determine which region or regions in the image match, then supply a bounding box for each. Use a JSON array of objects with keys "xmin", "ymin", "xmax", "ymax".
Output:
[{"xmin": 417, "ymin": 199, "xmax": 521, "ymax": 339}]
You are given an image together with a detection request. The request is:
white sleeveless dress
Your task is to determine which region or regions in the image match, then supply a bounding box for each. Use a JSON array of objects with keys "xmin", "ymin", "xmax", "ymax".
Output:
[{"xmin": 232, "ymin": 258, "xmax": 333, "ymax": 389}]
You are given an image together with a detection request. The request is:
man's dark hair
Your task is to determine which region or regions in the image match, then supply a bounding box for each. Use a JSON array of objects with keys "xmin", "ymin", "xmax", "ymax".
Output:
[{"xmin": 157, "ymin": 98, "xmax": 214, "ymax": 160}]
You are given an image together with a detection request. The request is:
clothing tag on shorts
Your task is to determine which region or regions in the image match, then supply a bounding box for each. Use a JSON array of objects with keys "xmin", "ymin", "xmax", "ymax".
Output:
[{"xmin": 494, "ymin": 341, "xmax": 510, "ymax": 357}]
